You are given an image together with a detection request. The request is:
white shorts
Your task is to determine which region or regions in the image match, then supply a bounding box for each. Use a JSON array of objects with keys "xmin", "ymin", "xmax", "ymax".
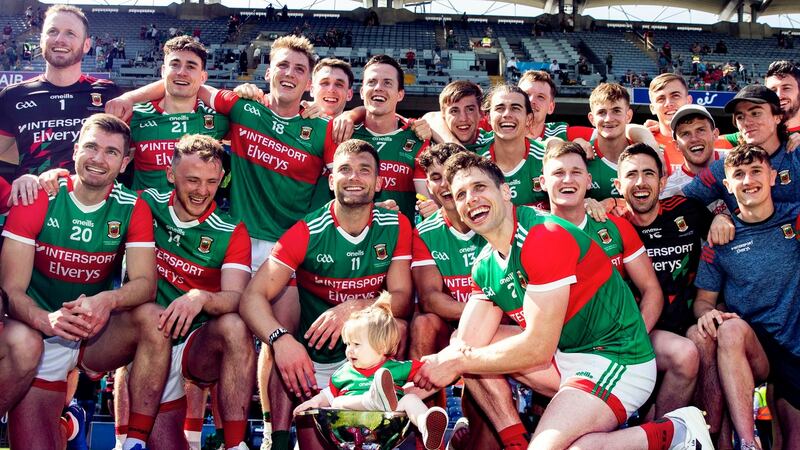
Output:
[
  {"xmin": 34, "ymin": 336, "xmax": 102, "ymax": 391},
  {"xmin": 251, "ymin": 238, "xmax": 276, "ymax": 272},
  {"xmin": 159, "ymin": 327, "xmax": 203, "ymax": 406},
  {"xmin": 313, "ymin": 359, "xmax": 346, "ymax": 390},
  {"xmin": 555, "ymin": 351, "xmax": 656, "ymax": 424}
]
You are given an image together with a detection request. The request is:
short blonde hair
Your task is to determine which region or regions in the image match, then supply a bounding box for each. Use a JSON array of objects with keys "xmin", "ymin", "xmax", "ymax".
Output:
[
  {"xmin": 589, "ymin": 83, "xmax": 630, "ymax": 110},
  {"xmin": 270, "ymin": 35, "xmax": 315, "ymax": 72},
  {"xmin": 341, "ymin": 293, "xmax": 400, "ymax": 357}
]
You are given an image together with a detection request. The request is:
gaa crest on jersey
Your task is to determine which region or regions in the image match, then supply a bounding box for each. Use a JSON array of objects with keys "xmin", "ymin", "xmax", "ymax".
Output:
[
  {"xmin": 90, "ymin": 93, "xmax": 103, "ymax": 107},
  {"xmin": 516, "ymin": 270, "xmax": 528, "ymax": 290},
  {"xmin": 107, "ymin": 221, "xmax": 121, "ymax": 239},
  {"xmin": 300, "ymin": 126, "xmax": 312, "ymax": 140},
  {"xmin": 374, "ymin": 243, "xmax": 388, "ymax": 260},
  {"xmin": 198, "ymin": 236, "xmax": 214, "ymax": 253},
  {"xmin": 532, "ymin": 178, "xmax": 542, "ymax": 192},
  {"xmin": 597, "ymin": 228, "xmax": 612, "ymax": 245},
  {"xmin": 781, "ymin": 224, "xmax": 796, "ymax": 239},
  {"xmin": 403, "ymin": 139, "xmax": 415, "ymax": 152},
  {"xmin": 203, "ymin": 114, "xmax": 215, "ymax": 130},
  {"xmin": 674, "ymin": 216, "xmax": 688, "ymax": 233},
  {"xmin": 779, "ymin": 170, "xmax": 791, "ymax": 185}
]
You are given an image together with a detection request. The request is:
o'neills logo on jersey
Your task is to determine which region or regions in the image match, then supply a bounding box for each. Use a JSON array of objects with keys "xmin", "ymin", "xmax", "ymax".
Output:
[
  {"xmin": 674, "ymin": 216, "xmax": 688, "ymax": 233},
  {"xmin": 198, "ymin": 236, "xmax": 214, "ymax": 253},
  {"xmin": 107, "ymin": 221, "xmax": 121, "ymax": 239},
  {"xmin": 204, "ymin": 114, "xmax": 215, "ymax": 130},
  {"xmin": 374, "ymin": 243, "xmax": 388, "ymax": 260},
  {"xmin": 300, "ymin": 126, "xmax": 312, "ymax": 140},
  {"xmin": 531, "ymin": 178, "xmax": 542, "ymax": 192},
  {"xmin": 781, "ymin": 224, "xmax": 796, "ymax": 239},
  {"xmin": 779, "ymin": 170, "xmax": 791, "ymax": 185},
  {"xmin": 90, "ymin": 93, "xmax": 103, "ymax": 107},
  {"xmin": 597, "ymin": 228, "xmax": 612, "ymax": 245},
  {"xmin": 403, "ymin": 139, "xmax": 415, "ymax": 152}
]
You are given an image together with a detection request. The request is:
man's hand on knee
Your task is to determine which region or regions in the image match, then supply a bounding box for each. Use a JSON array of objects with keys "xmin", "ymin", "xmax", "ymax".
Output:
[{"xmin": 273, "ymin": 337, "xmax": 317, "ymax": 398}]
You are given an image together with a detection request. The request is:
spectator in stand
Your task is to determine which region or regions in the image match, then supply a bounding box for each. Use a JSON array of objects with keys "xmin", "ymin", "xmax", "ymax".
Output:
[
  {"xmin": 715, "ymin": 39, "xmax": 727, "ymax": 54},
  {"xmin": 662, "ymin": 40, "xmax": 672, "ymax": 61},
  {"xmin": 2, "ymin": 23, "xmax": 11, "ymax": 42},
  {"xmin": 606, "ymin": 51, "xmax": 613, "ymax": 74},
  {"xmin": 691, "ymin": 42, "xmax": 700, "ymax": 54},
  {"xmin": 549, "ymin": 59, "xmax": 561, "ymax": 76},
  {"xmin": 281, "ymin": 4, "xmax": 288, "ymax": 21},
  {"xmin": 506, "ymin": 56, "xmax": 519, "ymax": 80},
  {"xmin": 701, "ymin": 43, "xmax": 711, "ymax": 55},
  {"xmin": 266, "ymin": 3, "xmax": 275, "ymax": 22},
  {"xmin": 406, "ymin": 50, "xmax": 416, "ymax": 69}
]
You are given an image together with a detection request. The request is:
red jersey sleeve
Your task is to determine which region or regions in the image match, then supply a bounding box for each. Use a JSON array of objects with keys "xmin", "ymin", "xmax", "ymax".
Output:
[
  {"xmin": 412, "ymin": 140, "xmax": 431, "ymax": 181},
  {"xmin": 608, "ymin": 215, "xmax": 646, "ymax": 263},
  {"xmin": 392, "ymin": 213, "xmax": 412, "ymax": 260},
  {"xmin": 271, "ymin": 220, "xmax": 311, "ymax": 270},
  {"xmin": 411, "ymin": 229, "xmax": 435, "ymax": 268},
  {"xmin": 0, "ymin": 177, "xmax": 11, "ymax": 215},
  {"xmin": 222, "ymin": 222, "xmax": 252, "ymax": 273},
  {"xmin": 323, "ymin": 120, "xmax": 336, "ymax": 168},
  {"xmin": 125, "ymin": 198, "xmax": 155, "ymax": 248},
  {"xmin": 566, "ymin": 125, "xmax": 594, "ymax": 141},
  {"xmin": 406, "ymin": 359, "xmax": 424, "ymax": 381},
  {"xmin": 210, "ymin": 89, "xmax": 240, "ymax": 115},
  {"xmin": 520, "ymin": 222, "xmax": 579, "ymax": 291},
  {"xmin": 1, "ymin": 192, "xmax": 49, "ymax": 245}
]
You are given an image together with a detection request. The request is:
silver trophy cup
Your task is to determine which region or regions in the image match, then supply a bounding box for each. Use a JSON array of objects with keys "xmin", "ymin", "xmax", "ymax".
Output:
[{"xmin": 298, "ymin": 408, "xmax": 412, "ymax": 450}]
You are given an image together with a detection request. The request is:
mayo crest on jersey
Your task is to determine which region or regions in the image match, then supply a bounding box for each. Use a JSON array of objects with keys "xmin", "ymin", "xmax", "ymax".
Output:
[
  {"xmin": 1, "ymin": 177, "xmax": 154, "ymax": 312},
  {"xmin": 474, "ymin": 134, "xmax": 548, "ymax": 208},
  {"xmin": 0, "ymin": 75, "xmax": 121, "ymax": 177},
  {"xmin": 271, "ymin": 202, "xmax": 412, "ymax": 364},
  {"xmin": 350, "ymin": 121, "xmax": 428, "ymax": 221},
  {"xmin": 130, "ymin": 99, "xmax": 229, "ymax": 190},
  {"xmin": 211, "ymin": 90, "xmax": 335, "ymax": 241},
  {"xmin": 142, "ymin": 188, "xmax": 251, "ymax": 342},
  {"xmin": 470, "ymin": 206, "xmax": 653, "ymax": 365}
]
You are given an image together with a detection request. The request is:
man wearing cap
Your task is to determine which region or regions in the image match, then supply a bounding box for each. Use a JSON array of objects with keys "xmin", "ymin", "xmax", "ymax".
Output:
[
  {"xmin": 662, "ymin": 104, "xmax": 728, "ymax": 215},
  {"xmin": 683, "ymin": 84, "xmax": 800, "ymax": 214}
]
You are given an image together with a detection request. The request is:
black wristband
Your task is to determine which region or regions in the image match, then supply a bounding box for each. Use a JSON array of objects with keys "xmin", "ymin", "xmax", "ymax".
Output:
[{"xmin": 267, "ymin": 327, "xmax": 289, "ymax": 346}]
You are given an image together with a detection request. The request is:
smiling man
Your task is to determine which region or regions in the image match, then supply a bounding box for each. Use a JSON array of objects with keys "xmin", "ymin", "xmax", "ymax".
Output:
[
  {"xmin": 683, "ymin": 84, "xmax": 800, "ymax": 214},
  {"xmin": 349, "ymin": 54, "xmax": 430, "ymax": 221},
  {"xmin": 0, "ymin": 5, "xmax": 121, "ymax": 178},
  {"xmin": 128, "ymin": 36, "xmax": 229, "ymax": 191},
  {"xmin": 240, "ymin": 139, "xmax": 413, "ymax": 450},
  {"xmin": 414, "ymin": 151, "xmax": 712, "ymax": 450},
  {"xmin": 473, "ymin": 84, "xmax": 550, "ymax": 209},
  {"xmin": 0, "ymin": 114, "xmax": 169, "ymax": 450},
  {"xmin": 691, "ymin": 145, "xmax": 800, "ymax": 450}
]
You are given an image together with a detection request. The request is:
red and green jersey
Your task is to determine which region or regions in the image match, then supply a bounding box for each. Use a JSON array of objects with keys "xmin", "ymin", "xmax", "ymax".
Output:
[
  {"xmin": 330, "ymin": 359, "xmax": 422, "ymax": 398},
  {"xmin": 350, "ymin": 122, "xmax": 429, "ymax": 221},
  {"xmin": 412, "ymin": 210, "xmax": 486, "ymax": 303},
  {"xmin": 464, "ymin": 128, "xmax": 494, "ymax": 152},
  {"xmin": 475, "ymin": 136, "xmax": 549, "ymax": 208},
  {"xmin": 470, "ymin": 206, "xmax": 653, "ymax": 365},
  {"xmin": 129, "ymin": 99, "xmax": 229, "ymax": 191},
  {"xmin": 579, "ymin": 213, "xmax": 646, "ymax": 280},
  {"xmin": 142, "ymin": 189, "xmax": 251, "ymax": 341},
  {"xmin": 2, "ymin": 177, "xmax": 154, "ymax": 312},
  {"xmin": 271, "ymin": 202, "xmax": 412, "ymax": 363},
  {"xmin": 211, "ymin": 90, "xmax": 335, "ymax": 241},
  {"xmin": 586, "ymin": 139, "xmax": 625, "ymax": 200}
]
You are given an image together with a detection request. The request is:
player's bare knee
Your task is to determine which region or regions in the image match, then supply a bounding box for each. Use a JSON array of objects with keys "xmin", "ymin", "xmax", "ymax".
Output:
[
  {"xmin": 672, "ymin": 339, "xmax": 700, "ymax": 378},
  {"xmin": 686, "ymin": 325, "xmax": 716, "ymax": 352},
  {"xmin": 716, "ymin": 318, "xmax": 750, "ymax": 351},
  {"xmin": 4, "ymin": 322, "xmax": 42, "ymax": 372},
  {"xmin": 215, "ymin": 313, "xmax": 251, "ymax": 347},
  {"xmin": 410, "ymin": 313, "xmax": 439, "ymax": 339}
]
